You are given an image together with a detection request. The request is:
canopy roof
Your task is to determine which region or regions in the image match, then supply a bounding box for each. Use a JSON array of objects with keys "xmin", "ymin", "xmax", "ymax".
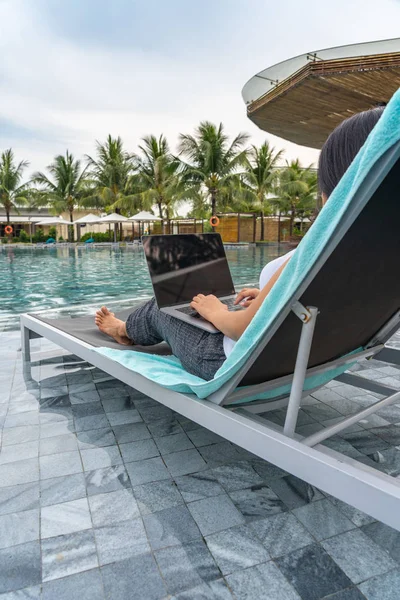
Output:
[
  {"xmin": 73, "ymin": 213, "xmax": 101, "ymax": 225},
  {"xmin": 35, "ymin": 217, "xmax": 72, "ymax": 226},
  {"xmin": 97, "ymin": 213, "xmax": 129, "ymax": 223},
  {"xmin": 129, "ymin": 211, "xmax": 162, "ymax": 221},
  {"xmin": 243, "ymin": 38, "xmax": 400, "ymax": 148}
]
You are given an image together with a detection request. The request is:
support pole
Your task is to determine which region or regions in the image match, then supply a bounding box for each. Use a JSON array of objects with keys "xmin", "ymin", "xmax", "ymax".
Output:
[
  {"xmin": 283, "ymin": 306, "xmax": 318, "ymax": 437},
  {"xmin": 21, "ymin": 325, "xmax": 31, "ymax": 362}
]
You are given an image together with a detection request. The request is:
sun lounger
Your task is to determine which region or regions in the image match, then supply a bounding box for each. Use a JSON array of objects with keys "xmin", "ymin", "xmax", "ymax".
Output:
[{"xmin": 21, "ymin": 90, "xmax": 400, "ymax": 529}]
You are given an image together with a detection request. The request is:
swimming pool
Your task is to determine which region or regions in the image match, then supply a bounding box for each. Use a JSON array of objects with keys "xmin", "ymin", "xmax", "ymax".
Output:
[{"xmin": 0, "ymin": 244, "xmax": 287, "ymax": 331}]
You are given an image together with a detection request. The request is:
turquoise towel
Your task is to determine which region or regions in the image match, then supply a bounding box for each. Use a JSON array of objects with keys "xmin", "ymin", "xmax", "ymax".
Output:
[{"xmin": 94, "ymin": 89, "xmax": 400, "ymax": 399}]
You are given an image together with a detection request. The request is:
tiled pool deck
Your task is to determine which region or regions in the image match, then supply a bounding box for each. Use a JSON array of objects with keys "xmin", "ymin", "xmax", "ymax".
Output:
[{"xmin": 1, "ymin": 331, "xmax": 400, "ymax": 599}]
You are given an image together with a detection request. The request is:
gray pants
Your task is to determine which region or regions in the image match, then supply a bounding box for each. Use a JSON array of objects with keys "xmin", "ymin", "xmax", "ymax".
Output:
[{"xmin": 125, "ymin": 298, "xmax": 226, "ymax": 380}]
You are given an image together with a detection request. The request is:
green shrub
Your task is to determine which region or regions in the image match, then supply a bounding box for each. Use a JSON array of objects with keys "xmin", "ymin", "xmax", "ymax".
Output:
[
  {"xmin": 58, "ymin": 236, "xmax": 64, "ymax": 242},
  {"xmin": 19, "ymin": 230, "xmax": 28, "ymax": 242},
  {"xmin": 81, "ymin": 231, "xmax": 113, "ymax": 242},
  {"xmin": 12, "ymin": 236, "xmax": 19, "ymax": 243},
  {"xmin": 48, "ymin": 226, "xmax": 57, "ymax": 241},
  {"xmin": 32, "ymin": 228, "xmax": 45, "ymax": 243}
]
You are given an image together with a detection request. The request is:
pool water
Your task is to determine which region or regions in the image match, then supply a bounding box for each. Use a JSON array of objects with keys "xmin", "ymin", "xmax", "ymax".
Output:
[{"xmin": 0, "ymin": 245, "xmax": 287, "ymax": 331}]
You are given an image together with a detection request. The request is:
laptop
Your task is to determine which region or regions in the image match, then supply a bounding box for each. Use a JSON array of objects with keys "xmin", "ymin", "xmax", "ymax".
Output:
[{"xmin": 142, "ymin": 233, "xmax": 243, "ymax": 333}]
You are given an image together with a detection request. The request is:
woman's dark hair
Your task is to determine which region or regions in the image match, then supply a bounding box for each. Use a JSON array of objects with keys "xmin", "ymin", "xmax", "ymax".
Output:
[{"xmin": 318, "ymin": 106, "xmax": 385, "ymax": 198}]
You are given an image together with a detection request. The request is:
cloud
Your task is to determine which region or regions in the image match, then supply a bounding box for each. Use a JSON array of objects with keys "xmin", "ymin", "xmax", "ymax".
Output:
[{"xmin": 1, "ymin": 0, "xmax": 400, "ymax": 177}]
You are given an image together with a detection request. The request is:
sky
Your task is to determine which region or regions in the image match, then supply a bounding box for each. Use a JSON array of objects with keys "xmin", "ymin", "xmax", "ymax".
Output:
[{"xmin": 1, "ymin": 0, "xmax": 400, "ymax": 180}]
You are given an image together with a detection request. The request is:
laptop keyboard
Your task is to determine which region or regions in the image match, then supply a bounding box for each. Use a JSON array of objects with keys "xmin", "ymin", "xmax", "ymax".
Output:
[{"xmin": 176, "ymin": 298, "xmax": 243, "ymax": 318}]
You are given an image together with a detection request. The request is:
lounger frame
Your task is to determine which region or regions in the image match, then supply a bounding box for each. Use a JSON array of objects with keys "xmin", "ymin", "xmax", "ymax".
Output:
[{"xmin": 20, "ymin": 310, "xmax": 400, "ymax": 531}]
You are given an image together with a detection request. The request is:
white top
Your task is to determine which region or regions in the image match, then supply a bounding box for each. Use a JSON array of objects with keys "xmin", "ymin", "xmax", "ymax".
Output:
[{"xmin": 223, "ymin": 249, "xmax": 296, "ymax": 357}]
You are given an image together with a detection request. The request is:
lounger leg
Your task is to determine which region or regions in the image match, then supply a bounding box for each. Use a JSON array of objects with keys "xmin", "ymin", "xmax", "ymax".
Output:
[
  {"xmin": 283, "ymin": 307, "xmax": 318, "ymax": 437},
  {"xmin": 21, "ymin": 324, "xmax": 31, "ymax": 362}
]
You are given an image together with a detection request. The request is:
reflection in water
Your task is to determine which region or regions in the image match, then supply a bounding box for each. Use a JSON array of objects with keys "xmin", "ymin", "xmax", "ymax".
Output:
[{"xmin": 0, "ymin": 244, "xmax": 288, "ymax": 331}]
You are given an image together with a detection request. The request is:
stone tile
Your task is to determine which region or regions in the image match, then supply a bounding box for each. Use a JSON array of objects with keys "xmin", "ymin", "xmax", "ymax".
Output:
[
  {"xmin": 71, "ymin": 401, "xmax": 104, "ymax": 419},
  {"xmin": 174, "ymin": 472, "xmax": 225, "ymax": 503},
  {"xmin": 40, "ymin": 451, "xmax": 82, "ymax": 479},
  {"xmin": 212, "ymin": 462, "xmax": 263, "ymax": 493},
  {"xmin": 170, "ymin": 579, "xmax": 233, "ymax": 600},
  {"xmin": 155, "ymin": 540, "xmax": 220, "ymax": 595},
  {"xmin": 41, "ymin": 530, "xmax": 98, "ymax": 582},
  {"xmin": 41, "ymin": 497, "xmax": 92, "ymax": 538},
  {"xmin": 252, "ymin": 460, "xmax": 288, "ymax": 481},
  {"xmin": 250, "ymin": 512, "xmax": 314, "ymax": 558},
  {"xmin": 369, "ymin": 424, "xmax": 400, "ymax": 446},
  {"xmin": 147, "ymin": 417, "xmax": 183, "ymax": 438},
  {"xmin": 321, "ymin": 529, "xmax": 397, "ymax": 584},
  {"xmin": 186, "ymin": 428, "xmax": 224, "ymax": 448},
  {"xmin": 226, "ymin": 561, "xmax": 301, "ymax": 600},
  {"xmin": 2, "ymin": 426, "xmax": 39, "ymax": 446},
  {"xmin": 0, "ymin": 458, "xmax": 39, "ymax": 488},
  {"xmin": 188, "ymin": 494, "xmax": 245, "ymax": 536},
  {"xmin": 303, "ymin": 404, "xmax": 343, "ymax": 422},
  {"xmin": 3, "ymin": 411, "xmax": 39, "ymax": 429},
  {"xmin": 85, "ymin": 465, "xmax": 131, "ymax": 496},
  {"xmin": 276, "ymin": 543, "xmax": 352, "ymax": 600},
  {"xmin": 154, "ymin": 432, "xmax": 194, "ymax": 455},
  {"xmin": 0, "ymin": 509, "xmax": 39, "ymax": 549},
  {"xmin": 206, "ymin": 523, "xmax": 270, "ymax": 575},
  {"xmin": 80, "ymin": 445, "xmax": 122, "ymax": 471},
  {"xmin": 101, "ymin": 553, "xmax": 166, "ymax": 600},
  {"xmin": 0, "ymin": 541, "xmax": 41, "ymax": 594},
  {"xmin": 361, "ymin": 521, "xmax": 400, "ymax": 562},
  {"xmin": 125, "ymin": 456, "xmax": 171, "ymax": 486},
  {"xmin": 39, "ymin": 421, "xmax": 75, "ymax": 439},
  {"xmin": 358, "ymin": 568, "xmax": 400, "ymax": 600},
  {"xmin": 229, "ymin": 484, "xmax": 287, "ymax": 522},
  {"xmin": 0, "ymin": 441, "xmax": 39, "ymax": 465},
  {"xmin": 321, "ymin": 590, "xmax": 366, "ymax": 600},
  {"xmin": 40, "ymin": 473, "xmax": 86, "ymax": 507},
  {"xmin": 69, "ymin": 389, "xmax": 101, "ymax": 404},
  {"xmin": 76, "ymin": 427, "xmax": 116, "ymax": 450},
  {"xmin": 327, "ymin": 496, "xmax": 376, "ymax": 527},
  {"xmin": 39, "ymin": 433, "xmax": 78, "ymax": 456},
  {"xmin": 95, "ymin": 518, "xmax": 149, "ymax": 565},
  {"xmin": 100, "ymin": 395, "xmax": 132, "ymax": 413},
  {"xmin": 88, "ymin": 489, "xmax": 139, "ymax": 526},
  {"xmin": 42, "ymin": 568, "xmax": 104, "ymax": 600},
  {"xmin": 74, "ymin": 414, "xmax": 109, "ymax": 432},
  {"xmin": 134, "ymin": 479, "xmax": 184, "ymax": 515},
  {"xmin": 137, "ymin": 404, "xmax": 174, "ymax": 423},
  {"xmin": 106, "ymin": 409, "xmax": 142, "ymax": 426},
  {"xmin": 268, "ymin": 475, "xmax": 324, "ymax": 510},
  {"xmin": 0, "ymin": 585, "xmax": 42, "ymax": 599},
  {"xmin": 0, "ymin": 483, "xmax": 39, "ymax": 516},
  {"xmin": 199, "ymin": 442, "xmax": 242, "ymax": 467},
  {"xmin": 112, "ymin": 422, "xmax": 150, "ymax": 444},
  {"xmin": 164, "ymin": 449, "xmax": 207, "ymax": 477},
  {"xmin": 144, "ymin": 505, "xmax": 201, "ymax": 550},
  {"xmin": 119, "ymin": 438, "xmax": 159, "ymax": 463},
  {"xmin": 293, "ymin": 499, "xmax": 355, "ymax": 541}
]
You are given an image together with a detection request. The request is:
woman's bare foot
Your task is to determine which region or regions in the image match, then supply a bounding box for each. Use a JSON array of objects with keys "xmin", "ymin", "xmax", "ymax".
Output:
[{"xmin": 95, "ymin": 307, "xmax": 133, "ymax": 346}]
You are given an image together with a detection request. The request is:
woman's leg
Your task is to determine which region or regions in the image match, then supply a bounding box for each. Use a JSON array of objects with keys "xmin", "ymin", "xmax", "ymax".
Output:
[
  {"xmin": 125, "ymin": 298, "xmax": 226, "ymax": 380},
  {"xmin": 96, "ymin": 299, "xmax": 225, "ymax": 380}
]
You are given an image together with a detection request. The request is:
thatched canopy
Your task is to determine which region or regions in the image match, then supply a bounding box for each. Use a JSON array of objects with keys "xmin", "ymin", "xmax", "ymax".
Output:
[{"xmin": 243, "ymin": 38, "xmax": 400, "ymax": 149}]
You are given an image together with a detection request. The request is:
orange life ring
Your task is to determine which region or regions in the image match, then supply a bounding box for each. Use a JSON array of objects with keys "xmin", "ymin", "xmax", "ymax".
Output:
[
  {"xmin": 4, "ymin": 225, "xmax": 13, "ymax": 235},
  {"xmin": 209, "ymin": 216, "xmax": 220, "ymax": 227}
]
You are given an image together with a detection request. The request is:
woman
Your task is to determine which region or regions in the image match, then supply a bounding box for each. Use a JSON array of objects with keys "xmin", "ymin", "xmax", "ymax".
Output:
[{"xmin": 95, "ymin": 106, "xmax": 384, "ymax": 380}]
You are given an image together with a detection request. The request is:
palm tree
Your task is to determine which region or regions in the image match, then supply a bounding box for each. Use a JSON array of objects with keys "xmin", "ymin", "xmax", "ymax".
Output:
[
  {"xmin": 134, "ymin": 135, "xmax": 184, "ymax": 225},
  {"xmin": 86, "ymin": 135, "xmax": 137, "ymax": 211},
  {"xmin": 242, "ymin": 142, "xmax": 284, "ymax": 241},
  {"xmin": 0, "ymin": 149, "xmax": 30, "ymax": 226},
  {"xmin": 32, "ymin": 152, "xmax": 89, "ymax": 241},
  {"xmin": 271, "ymin": 160, "xmax": 317, "ymax": 237},
  {"xmin": 178, "ymin": 122, "xmax": 249, "ymax": 228}
]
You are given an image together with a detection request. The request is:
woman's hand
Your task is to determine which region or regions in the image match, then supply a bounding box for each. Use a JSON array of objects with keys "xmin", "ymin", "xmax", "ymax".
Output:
[
  {"xmin": 234, "ymin": 287, "xmax": 260, "ymax": 307},
  {"xmin": 190, "ymin": 294, "xmax": 228, "ymax": 323}
]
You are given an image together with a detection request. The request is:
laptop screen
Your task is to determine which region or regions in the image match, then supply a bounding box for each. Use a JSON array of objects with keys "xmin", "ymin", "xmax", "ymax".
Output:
[{"xmin": 142, "ymin": 233, "xmax": 235, "ymax": 308}]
